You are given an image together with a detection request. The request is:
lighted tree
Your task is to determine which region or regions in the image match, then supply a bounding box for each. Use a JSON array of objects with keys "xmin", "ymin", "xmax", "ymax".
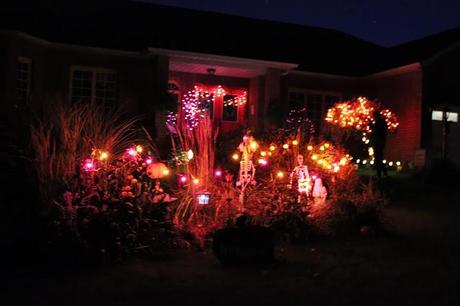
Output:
[{"xmin": 325, "ymin": 96, "xmax": 398, "ymax": 145}]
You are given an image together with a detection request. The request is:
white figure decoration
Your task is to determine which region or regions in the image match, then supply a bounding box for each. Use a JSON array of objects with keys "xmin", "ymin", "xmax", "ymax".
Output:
[
  {"xmin": 312, "ymin": 177, "xmax": 328, "ymax": 206},
  {"xmin": 289, "ymin": 154, "xmax": 311, "ymax": 203},
  {"xmin": 236, "ymin": 130, "xmax": 257, "ymax": 205}
]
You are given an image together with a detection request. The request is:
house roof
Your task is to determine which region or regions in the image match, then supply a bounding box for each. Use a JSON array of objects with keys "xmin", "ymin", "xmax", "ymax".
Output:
[{"xmin": 2, "ymin": 1, "xmax": 460, "ymax": 77}]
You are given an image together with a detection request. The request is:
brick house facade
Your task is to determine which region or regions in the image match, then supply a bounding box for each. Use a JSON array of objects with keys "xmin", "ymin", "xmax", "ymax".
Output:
[{"xmin": 1, "ymin": 1, "xmax": 459, "ymax": 166}]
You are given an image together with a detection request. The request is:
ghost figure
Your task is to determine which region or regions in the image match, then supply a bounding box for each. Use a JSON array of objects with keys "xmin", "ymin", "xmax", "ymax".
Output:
[
  {"xmin": 312, "ymin": 177, "xmax": 328, "ymax": 206},
  {"xmin": 289, "ymin": 154, "xmax": 311, "ymax": 203},
  {"xmin": 236, "ymin": 130, "xmax": 257, "ymax": 205}
]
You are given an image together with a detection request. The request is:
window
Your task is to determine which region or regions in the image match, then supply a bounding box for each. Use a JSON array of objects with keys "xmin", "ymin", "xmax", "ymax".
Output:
[
  {"xmin": 306, "ymin": 94, "xmax": 323, "ymax": 125},
  {"xmin": 222, "ymin": 95, "xmax": 238, "ymax": 122},
  {"xmin": 288, "ymin": 89, "xmax": 341, "ymax": 130},
  {"xmin": 432, "ymin": 110, "xmax": 458, "ymax": 122},
  {"xmin": 288, "ymin": 92, "xmax": 305, "ymax": 110},
  {"xmin": 16, "ymin": 57, "xmax": 32, "ymax": 107},
  {"xmin": 70, "ymin": 67, "xmax": 117, "ymax": 104}
]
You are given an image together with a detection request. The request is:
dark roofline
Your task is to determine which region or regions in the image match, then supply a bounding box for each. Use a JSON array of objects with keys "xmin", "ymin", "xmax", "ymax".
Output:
[{"xmin": 2, "ymin": 1, "xmax": 459, "ymax": 75}]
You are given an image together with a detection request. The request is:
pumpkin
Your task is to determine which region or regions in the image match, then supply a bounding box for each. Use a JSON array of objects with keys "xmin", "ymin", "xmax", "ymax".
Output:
[{"xmin": 147, "ymin": 162, "xmax": 169, "ymax": 179}]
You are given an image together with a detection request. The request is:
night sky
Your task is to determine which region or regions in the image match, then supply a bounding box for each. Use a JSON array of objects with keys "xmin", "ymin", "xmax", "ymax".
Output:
[{"xmin": 138, "ymin": 0, "xmax": 460, "ymax": 47}]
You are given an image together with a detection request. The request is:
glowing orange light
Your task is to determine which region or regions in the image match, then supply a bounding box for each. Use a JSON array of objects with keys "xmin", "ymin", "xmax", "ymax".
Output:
[
  {"xmin": 99, "ymin": 151, "xmax": 109, "ymax": 161},
  {"xmin": 283, "ymin": 144, "xmax": 289, "ymax": 149}
]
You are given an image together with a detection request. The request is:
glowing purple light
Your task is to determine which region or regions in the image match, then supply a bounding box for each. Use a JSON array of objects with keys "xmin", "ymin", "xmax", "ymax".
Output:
[
  {"xmin": 128, "ymin": 148, "xmax": 137, "ymax": 157},
  {"xmin": 84, "ymin": 160, "xmax": 95, "ymax": 171},
  {"xmin": 215, "ymin": 170, "xmax": 222, "ymax": 177},
  {"xmin": 145, "ymin": 158, "xmax": 152, "ymax": 165}
]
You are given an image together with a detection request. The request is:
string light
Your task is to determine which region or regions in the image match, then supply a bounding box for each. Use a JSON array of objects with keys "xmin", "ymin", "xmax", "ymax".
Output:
[{"xmin": 325, "ymin": 96, "xmax": 399, "ymax": 136}]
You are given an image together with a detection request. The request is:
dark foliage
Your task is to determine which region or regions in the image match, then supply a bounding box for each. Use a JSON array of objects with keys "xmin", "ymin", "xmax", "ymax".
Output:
[{"xmin": 212, "ymin": 215, "xmax": 275, "ymax": 266}]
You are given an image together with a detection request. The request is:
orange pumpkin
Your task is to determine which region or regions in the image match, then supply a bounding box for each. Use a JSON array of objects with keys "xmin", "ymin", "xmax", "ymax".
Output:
[{"xmin": 146, "ymin": 162, "xmax": 169, "ymax": 179}]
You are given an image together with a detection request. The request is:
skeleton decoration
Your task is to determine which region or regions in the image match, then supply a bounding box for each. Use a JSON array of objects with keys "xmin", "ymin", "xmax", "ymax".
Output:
[
  {"xmin": 289, "ymin": 154, "xmax": 311, "ymax": 203},
  {"xmin": 236, "ymin": 130, "xmax": 258, "ymax": 205}
]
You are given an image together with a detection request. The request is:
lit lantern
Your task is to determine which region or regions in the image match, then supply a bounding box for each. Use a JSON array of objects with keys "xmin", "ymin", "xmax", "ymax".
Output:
[
  {"xmin": 215, "ymin": 170, "xmax": 222, "ymax": 177},
  {"xmin": 136, "ymin": 145, "xmax": 143, "ymax": 153},
  {"xmin": 269, "ymin": 145, "xmax": 276, "ymax": 151},
  {"xmin": 232, "ymin": 153, "xmax": 239, "ymax": 161},
  {"xmin": 145, "ymin": 158, "xmax": 153, "ymax": 165},
  {"xmin": 260, "ymin": 151, "xmax": 267, "ymax": 157},
  {"xmin": 193, "ymin": 178, "xmax": 200, "ymax": 185},
  {"xmin": 283, "ymin": 144, "xmax": 289, "ymax": 149},
  {"xmin": 196, "ymin": 191, "xmax": 211, "ymax": 205},
  {"xmin": 180, "ymin": 176, "xmax": 187, "ymax": 183},
  {"xmin": 146, "ymin": 162, "xmax": 169, "ymax": 179},
  {"xmin": 249, "ymin": 141, "xmax": 258, "ymax": 151},
  {"xmin": 276, "ymin": 171, "xmax": 284, "ymax": 179},
  {"xmin": 292, "ymin": 140, "xmax": 299, "ymax": 146},
  {"xmin": 307, "ymin": 145, "xmax": 313, "ymax": 151}
]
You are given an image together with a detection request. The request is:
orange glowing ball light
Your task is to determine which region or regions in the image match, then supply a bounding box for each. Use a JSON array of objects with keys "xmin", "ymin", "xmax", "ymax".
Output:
[
  {"xmin": 99, "ymin": 151, "xmax": 109, "ymax": 161},
  {"xmin": 146, "ymin": 162, "xmax": 170, "ymax": 179}
]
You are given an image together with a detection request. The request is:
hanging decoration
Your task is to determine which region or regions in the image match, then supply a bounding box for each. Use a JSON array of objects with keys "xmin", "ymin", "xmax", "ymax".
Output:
[{"xmin": 167, "ymin": 85, "xmax": 248, "ymax": 131}]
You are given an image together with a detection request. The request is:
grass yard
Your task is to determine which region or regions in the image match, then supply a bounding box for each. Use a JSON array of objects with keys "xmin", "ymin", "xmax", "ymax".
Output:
[{"xmin": 5, "ymin": 173, "xmax": 460, "ymax": 306}]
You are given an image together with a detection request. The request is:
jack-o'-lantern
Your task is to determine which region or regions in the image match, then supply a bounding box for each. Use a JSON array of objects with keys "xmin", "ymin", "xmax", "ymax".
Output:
[{"xmin": 146, "ymin": 162, "xmax": 169, "ymax": 179}]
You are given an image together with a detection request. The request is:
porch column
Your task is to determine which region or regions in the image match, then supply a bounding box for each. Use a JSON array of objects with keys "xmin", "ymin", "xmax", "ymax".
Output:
[
  {"xmin": 263, "ymin": 68, "xmax": 282, "ymax": 130},
  {"xmin": 249, "ymin": 76, "xmax": 265, "ymax": 131}
]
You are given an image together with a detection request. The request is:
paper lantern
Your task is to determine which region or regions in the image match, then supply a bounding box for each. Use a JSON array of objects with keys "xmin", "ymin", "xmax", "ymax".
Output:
[{"xmin": 146, "ymin": 162, "xmax": 169, "ymax": 179}]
